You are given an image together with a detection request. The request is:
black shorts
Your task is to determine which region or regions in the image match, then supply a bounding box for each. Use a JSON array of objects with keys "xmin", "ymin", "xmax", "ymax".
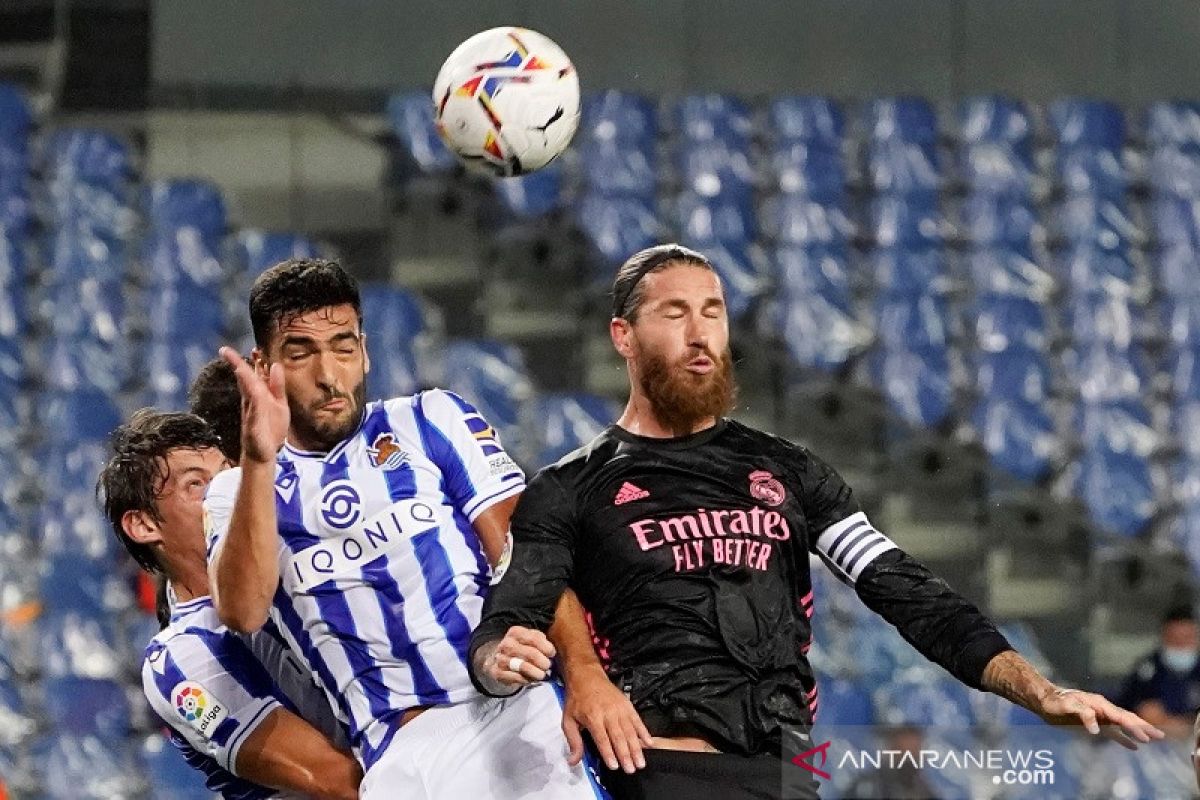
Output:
[{"xmin": 600, "ymin": 749, "xmax": 820, "ymax": 800}]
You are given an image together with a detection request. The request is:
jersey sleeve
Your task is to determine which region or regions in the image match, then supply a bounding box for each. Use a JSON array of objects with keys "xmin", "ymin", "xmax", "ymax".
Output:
[
  {"xmin": 202, "ymin": 466, "xmax": 244, "ymax": 561},
  {"xmin": 412, "ymin": 389, "xmax": 525, "ymax": 522},
  {"xmin": 142, "ymin": 629, "xmax": 283, "ymax": 776},
  {"xmin": 467, "ymin": 468, "xmax": 577, "ymax": 696}
]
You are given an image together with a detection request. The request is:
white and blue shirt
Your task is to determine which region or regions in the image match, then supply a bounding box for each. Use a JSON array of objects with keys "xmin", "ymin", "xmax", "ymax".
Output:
[
  {"xmin": 142, "ymin": 596, "xmax": 344, "ymax": 800},
  {"xmin": 204, "ymin": 390, "xmax": 525, "ymax": 769}
]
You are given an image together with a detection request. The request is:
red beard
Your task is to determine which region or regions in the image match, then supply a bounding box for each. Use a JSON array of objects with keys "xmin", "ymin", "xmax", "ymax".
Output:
[{"xmin": 638, "ymin": 346, "xmax": 737, "ymax": 436}]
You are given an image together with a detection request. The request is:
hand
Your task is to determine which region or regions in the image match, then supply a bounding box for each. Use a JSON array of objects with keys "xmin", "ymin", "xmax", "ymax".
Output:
[
  {"xmin": 220, "ymin": 347, "xmax": 289, "ymax": 464},
  {"xmin": 561, "ymin": 664, "xmax": 652, "ymax": 774},
  {"xmin": 481, "ymin": 626, "xmax": 556, "ymax": 688},
  {"xmin": 1035, "ymin": 687, "xmax": 1166, "ymax": 750}
]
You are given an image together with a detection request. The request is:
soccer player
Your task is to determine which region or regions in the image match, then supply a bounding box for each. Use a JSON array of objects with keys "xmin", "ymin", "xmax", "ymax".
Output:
[
  {"xmin": 98, "ymin": 409, "xmax": 360, "ymax": 799},
  {"xmin": 205, "ymin": 259, "xmax": 604, "ymax": 798},
  {"xmin": 468, "ymin": 244, "xmax": 1165, "ymax": 799}
]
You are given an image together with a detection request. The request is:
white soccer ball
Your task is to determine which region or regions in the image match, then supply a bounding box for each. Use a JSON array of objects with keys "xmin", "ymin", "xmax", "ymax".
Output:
[{"xmin": 433, "ymin": 27, "xmax": 580, "ymax": 177}]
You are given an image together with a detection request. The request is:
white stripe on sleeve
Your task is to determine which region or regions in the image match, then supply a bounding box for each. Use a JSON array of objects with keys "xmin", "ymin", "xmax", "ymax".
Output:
[{"xmin": 814, "ymin": 511, "xmax": 897, "ymax": 583}]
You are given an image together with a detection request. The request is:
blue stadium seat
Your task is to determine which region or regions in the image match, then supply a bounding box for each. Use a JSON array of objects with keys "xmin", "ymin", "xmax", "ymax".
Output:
[
  {"xmin": 1156, "ymin": 292, "xmax": 1200, "ymax": 349},
  {"xmin": 838, "ymin": 621, "xmax": 927, "ymax": 684},
  {"xmin": 1147, "ymin": 146, "xmax": 1200, "ymax": 198},
  {"xmin": 674, "ymin": 94, "xmax": 752, "ymax": 143},
  {"xmin": 961, "ymin": 193, "xmax": 1039, "ymax": 249},
  {"xmin": 1054, "ymin": 195, "xmax": 1139, "ymax": 250},
  {"xmin": 675, "ymin": 191, "xmax": 754, "ymax": 247},
  {"xmin": 1062, "ymin": 245, "xmax": 1137, "ymax": 297},
  {"xmin": 442, "ymin": 339, "xmax": 533, "ymax": 463},
  {"xmin": 776, "ymin": 287, "xmax": 865, "ymax": 372},
  {"xmin": 1168, "ymin": 347, "xmax": 1200, "ymax": 402},
  {"xmin": 774, "ymin": 245, "xmax": 853, "ymax": 307},
  {"xmin": 875, "ymin": 293, "xmax": 952, "ymax": 351},
  {"xmin": 1076, "ymin": 445, "xmax": 1156, "ymax": 537},
  {"xmin": 579, "ymin": 136, "xmax": 657, "ymax": 199},
  {"xmin": 576, "ymin": 193, "xmax": 660, "ymax": 267},
  {"xmin": 42, "ymin": 277, "xmax": 125, "ymax": 342},
  {"xmin": 971, "ymin": 294, "xmax": 1049, "ymax": 352},
  {"xmin": 677, "ymin": 138, "xmax": 755, "ymax": 198},
  {"xmin": 493, "ymin": 162, "xmax": 564, "ymax": 218},
  {"xmin": 966, "ymin": 247, "xmax": 1056, "ymax": 300},
  {"xmin": 43, "ymin": 129, "xmax": 133, "ymax": 192},
  {"xmin": 40, "ymin": 554, "xmax": 135, "ymax": 615},
  {"xmin": 143, "ymin": 179, "xmax": 227, "ymax": 240},
  {"xmin": 815, "ymin": 677, "xmax": 874, "ymax": 725},
  {"xmin": 360, "ymin": 283, "xmax": 433, "ymax": 399},
  {"xmin": 691, "ymin": 240, "xmax": 762, "ymax": 321},
  {"xmin": 866, "ymin": 96, "xmax": 938, "ymax": 144},
  {"xmin": 975, "ymin": 348, "xmax": 1053, "ymax": 404},
  {"xmin": 534, "ymin": 392, "xmax": 618, "ymax": 465},
  {"xmin": 873, "ymin": 675, "xmax": 976, "ymax": 728},
  {"xmin": 43, "ymin": 676, "xmax": 131, "ymax": 737},
  {"xmin": 32, "ymin": 733, "xmax": 142, "ymax": 800},
  {"xmin": 871, "ymin": 246, "xmax": 951, "ymax": 296},
  {"xmin": 46, "ymin": 181, "xmax": 137, "ymax": 243},
  {"xmin": 874, "ymin": 346, "xmax": 954, "ymax": 428},
  {"xmin": 959, "ymin": 142, "xmax": 1036, "ymax": 197},
  {"xmin": 1058, "ymin": 147, "xmax": 1127, "ymax": 198},
  {"xmin": 0, "ymin": 83, "xmax": 33, "ymax": 146},
  {"xmin": 1062, "ymin": 344, "xmax": 1152, "ymax": 402},
  {"xmin": 234, "ymin": 230, "xmax": 320, "ymax": 281},
  {"xmin": 959, "ymin": 96, "xmax": 1031, "ymax": 145},
  {"xmin": 581, "ymin": 91, "xmax": 657, "ymax": 148},
  {"xmin": 35, "ymin": 610, "xmax": 124, "ymax": 679},
  {"xmin": 768, "ymin": 96, "xmax": 843, "ymax": 147},
  {"xmin": 142, "ymin": 229, "xmax": 227, "ymax": 291},
  {"xmin": 973, "ymin": 397, "xmax": 1057, "ymax": 481},
  {"xmin": 0, "ymin": 188, "xmax": 30, "ymax": 234},
  {"xmin": 44, "ymin": 229, "xmax": 126, "ymax": 286},
  {"xmin": 769, "ymin": 141, "xmax": 844, "ymax": 200},
  {"xmin": 141, "ymin": 733, "xmax": 214, "ymax": 800},
  {"xmin": 41, "ymin": 338, "xmax": 131, "ymax": 394},
  {"xmin": 38, "ymin": 389, "xmax": 123, "ymax": 444},
  {"xmin": 385, "ymin": 91, "xmax": 458, "ymax": 174},
  {"xmin": 1173, "ymin": 403, "xmax": 1200, "ymax": 457},
  {"xmin": 0, "ymin": 677, "xmax": 35, "ymax": 748},
  {"xmin": 867, "ymin": 139, "xmax": 941, "ymax": 194},
  {"xmin": 142, "ymin": 339, "xmax": 222, "ymax": 411},
  {"xmin": 870, "ymin": 192, "xmax": 946, "ymax": 247},
  {"xmin": 1048, "ymin": 99, "xmax": 1125, "ymax": 151},
  {"xmin": 1063, "ymin": 291, "xmax": 1141, "ymax": 349},
  {"xmin": 1076, "ymin": 399, "xmax": 1156, "ymax": 457},
  {"xmin": 1151, "ymin": 196, "xmax": 1200, "ymax": 247},
  {"xmin": 762, "ymin": 195, "xmax": 853, "ymax": 247},
  {"xmin": 1146, "ymin": 101, "xmax": 1200, "ymax": 148}
]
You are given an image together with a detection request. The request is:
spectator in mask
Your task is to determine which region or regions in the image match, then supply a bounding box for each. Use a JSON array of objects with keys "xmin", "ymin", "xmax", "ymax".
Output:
[{"xmin": 1117, "ymin": 606, "xmax": 1200, "ymax": 740}]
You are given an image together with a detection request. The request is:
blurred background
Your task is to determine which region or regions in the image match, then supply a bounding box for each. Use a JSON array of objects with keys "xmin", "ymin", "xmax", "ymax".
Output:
[{"xmin": 4, "ymin": 0, "xmax": 1200, "ymax": 797}]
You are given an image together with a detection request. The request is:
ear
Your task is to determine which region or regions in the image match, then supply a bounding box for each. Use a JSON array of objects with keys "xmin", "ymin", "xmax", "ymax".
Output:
[
  {"xmin": 610, "ymin": 317, "xmax": 635, "ymax": 360},
  {"xmin": 361, "ymin": 333, "xmax": 371, "ymax": 375},
  {"xmin": 121, "ymin": 509, "xmax": 163, "ymax": 546}
]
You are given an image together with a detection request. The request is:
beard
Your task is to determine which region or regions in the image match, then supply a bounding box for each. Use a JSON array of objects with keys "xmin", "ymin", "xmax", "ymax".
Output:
[
  {"xmin": 638, "ymin": 345, "xmax": 737, "ymax": 436},
  {"xmin": 289, "ymin": 374, "xmax": 367, "ymax": 452}
]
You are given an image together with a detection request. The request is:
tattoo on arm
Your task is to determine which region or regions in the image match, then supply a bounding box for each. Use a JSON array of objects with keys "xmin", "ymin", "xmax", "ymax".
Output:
[{"xmin": 980, "ymin": 650, "xmax": 1056, "ymax": 710}]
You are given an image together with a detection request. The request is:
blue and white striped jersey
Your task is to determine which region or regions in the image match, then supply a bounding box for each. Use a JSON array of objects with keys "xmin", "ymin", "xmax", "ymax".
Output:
[
  {"xmin": 204, "ymin": 390, "xmax": 525, "ymax": 768},
  {"xmin": 142, "ymin": 596, "xmax": 343, "ymax": 800}
]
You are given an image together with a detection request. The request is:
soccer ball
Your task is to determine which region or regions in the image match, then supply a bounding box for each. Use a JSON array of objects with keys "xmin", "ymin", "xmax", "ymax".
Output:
[{"xmin": 433, "ymin": 27, "xmax": 580, "ymax": 177}]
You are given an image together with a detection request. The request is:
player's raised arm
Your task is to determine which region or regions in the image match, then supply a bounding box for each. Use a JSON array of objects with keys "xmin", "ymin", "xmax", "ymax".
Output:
[{"xmin": 209, "ymin": 347, "xmax": 288, "ymax": 633}]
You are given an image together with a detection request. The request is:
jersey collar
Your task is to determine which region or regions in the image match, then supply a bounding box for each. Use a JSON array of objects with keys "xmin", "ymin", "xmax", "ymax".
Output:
[{"xmin": 280, "ymin": 405, "xmax": 370, "ymax": 461}]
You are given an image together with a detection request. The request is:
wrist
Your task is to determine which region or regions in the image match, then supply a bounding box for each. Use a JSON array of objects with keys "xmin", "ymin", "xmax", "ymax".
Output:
[{"xmin": 560, "ymin": 659, "xmax": 608, "ymax": 688}]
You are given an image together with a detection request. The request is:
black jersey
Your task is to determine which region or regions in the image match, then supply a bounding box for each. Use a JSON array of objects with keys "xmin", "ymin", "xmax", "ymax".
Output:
[{"xmin": 470, "ymin": 419, "xmax": 1011, "ymax": 755}]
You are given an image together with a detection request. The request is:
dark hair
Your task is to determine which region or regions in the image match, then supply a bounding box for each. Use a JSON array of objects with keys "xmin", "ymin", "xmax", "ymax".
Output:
[
  {"xmin": 611, "ymin": 243, "xmax": 714, "ymax": 321},
  {"xmin": 1164, "ymin": 605, "xmax": 1196, "ymax": 625},
  {"xmin": 249, "ymin": 258, "xmax": 362, "ymax": 348},
  {"xmin": 96, "ymin": 409, "xmax": 221, "ymax": 575},
  {"xmin": 189, "ymin": 356, "xmax": 242, "ymax": 463}
]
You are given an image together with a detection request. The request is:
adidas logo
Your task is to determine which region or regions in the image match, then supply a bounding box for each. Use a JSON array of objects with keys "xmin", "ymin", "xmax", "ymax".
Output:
[{"xmin": 613, "ymin": 482, "xmax": 650, "ymax": 505}]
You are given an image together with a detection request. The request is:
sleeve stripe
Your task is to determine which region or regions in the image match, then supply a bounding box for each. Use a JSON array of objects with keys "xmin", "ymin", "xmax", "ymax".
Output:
[
  {"xmin": 223, "ymin": 699, "xmax": 280, "ymax": 774},
  {"xmin": 463, "ymin": 480, "xmax": 524, "ymax": 523},
  {"xmin": 815, "ymin": 511, "xmax": 897, "ymax": 583}
]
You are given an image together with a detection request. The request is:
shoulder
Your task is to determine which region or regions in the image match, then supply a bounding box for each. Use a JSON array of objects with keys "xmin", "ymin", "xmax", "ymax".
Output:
[
  {"xmin": 411, "ymin": 387, "xmax": 475, "ymax": 418},
  {"xmin": 537, "ymin": 428, "xmax": 618, "ymax": 486},
  {"xmin": 723, "ymin": 419, "xmax": 813, "ymax": 465}
]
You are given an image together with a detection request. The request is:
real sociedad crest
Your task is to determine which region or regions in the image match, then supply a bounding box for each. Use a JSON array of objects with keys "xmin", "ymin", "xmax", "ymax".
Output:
[{"xmin": 368, "ymin": 432, "xmax": 409, "ymax": 470}]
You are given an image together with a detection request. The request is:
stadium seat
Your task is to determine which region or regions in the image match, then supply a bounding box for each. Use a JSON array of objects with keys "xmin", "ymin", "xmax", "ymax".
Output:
[
  {"xmin": 1062, "ymin": 344, "xmax": 1152, "ymax": 403},
  {"xmin": 673, "ymin": 93, "xmax": 752, "ymax": 143},
  {"xmin": 761, "ymin": 195, "xmax": 854, "ymax": 247},
  {"xmin": 959, "ymin": 96, "xmax": 1031, "ymax": 145},
  {"xmin": 385, "ymin": 91, "xmax": 458, "ymax": 174},
  {"xmin": 576, "ymin": 193, "xmax": 661, "ymax": 268},
  {"xmin": 0, "ymin": 83, "xmax": 32, "ymax": 144},
  {"xmin": 675, "ymin": 191, "xmax": 755, "ymax": 247},
  {"xmin": 442, "ymin": 339, "xmax": 534, "ymax": 463},
  {"xmin": 960, "ymin": 193, "xmax": 1040, "ymax": 249},
  {"xmin": 866, "ymin": 138, "xmax": 941, "ymax": 195},
  {"xmin": 873, "ymin": 675, "xmax": 976, "ymax": 728},
  {"xmin": 534, "ymin": 392, "xmax": 618, "ymax": 465},
  {"xmin": 1063, "ymin": 292, "xmax": 1141, "ymax": 349},
  {"xmin": 360, "ymin": 282, "xmax": 435, "ymax": 399},
  {"xmin": 1168, "ymin": 346, "xmax": 1200, "ymax": 402},
  {"xmin": 1047, "ymin": 98, "xmax": 1125, "ymax": 151},
  {"xmin": 960, "ymin": 142, "xmax": 1036, "ymax": 197},
  {"xmin": 32, "ymin": 733, "xmax": 143, "ymax": 800},
  {"xmin": 1150, "ymin": 196, "xmax": 1200, "ymax": 246},
  {"xmin": 493, "ymin": 162, "xmax": 564, "ymax": 217},
  {"xmin": 1156, "ymin": 292, "xmax": 1200, "ymax": 349},
  {"xmin": 41, "ymin": 277, "xmax": 125, "ymax": 343},
  {"xmin": 140, "ymin": 733, "xmax": 214, "ymax": 800},
  {"xmin": 975, "ymin": 348, "xmax": 1054, "ymax": 404},
  {"xmin": 0, "ymin": 677, "xmax": 35, "ymax": 748},
  {"xmin": 42, "ymin": 128, "xmax": 134, "ymax": 192},
  {"xmin": 870, "ymin": 192, "xmax": 947, "ymax": 247},
  {"xmin": 814, "ymin": 676, "xmax": 874, "ymax": 725},
  {"xmin": 871, "ymin": 246, "xmax": 951, "ymax": 296},
  {"xmin": 35, "ymin": 610, "xmax": 124, "ymax": 679},
  {"xmin": 973, "ymin": 399, "xmax": 1058, "ymax": 482},
  {"xmin": 43, "ymin": 676, "xmax": 131, "ymax": 737},
  {"xmin": 35, "ymin": 440, "xmax": 111, "ymax": 500},
  {"xmin": 234, "ymin": 229, "xmax": 321, "ymax": 280},
  {"xmin": 776, "ymin": 283, "xmax": 867, "ymax": 372},
  {"xmin": 37, "ymin": 497, "xmax": 119, "ymax": 563},
  {"xmin": 1146, "ymin": 101, "xmax": 1200, "ymax": 148},
  {"xmin": 874, "ymin": 346, "xmax": 954, "ymax": 428},
  {"xmin": 1076, "ymin": 399, "xmax": 1157, "ymax": 458},
  {"xmin": 45, "ymin": 181, "xmax": 137, "ymax": 243},
  {"xmin": 768, "ymin": 96, "xmax": 843, "ymax": 148},
  {"xmin": 39, "ymin": 554, "xmax": 135, "ymax": 615},
  {"xmin": 966, "ymin": 246, "xmax": 1056, "ymax": 300},
  {"xmin": 875, "ymin": 292, "xmax": 952, "ymax": 351},
  {"xmin": 677, "ymin": 138, "xmax": 755, "ymax": 199},
  {"xmin": 1053, "ymin": 194, "xmax": 1140, "ymax": 250},
  {"xmin": 579, "ymin": 135, "xmax": 657, "ymax": 199},
  {"xmin": 690, "ymin": 240, "xmax": 762, "ymax": 321},
  {"xmin": 1076, "ymin": 445, "xmax": 1156, "ymax": 537},
  {"xmin": 44, "ymin": 229, "xmax": 126, "ymax": 286},
  {"xmin": 1157, "ymin": 244, "xmax": 1200, "ymax": 297},
  {"xmin": 866, "ymin": 96, "xmax": 938, "ymax": 144},
  {"xmin": 1062, "ymin": 245, "xmax": 1137, "ymax": 298},
  {"xmin": 1147, "ymin": 146, "xmax": 1200, "ymax": 198},
  {"xmin": 142, "ymin": 229, "xmax": 227, "ymax": 291},
  {"xmin": 840, "ymin": 621, "xmax": 926, "ymax": 684},
  {"xmin": 143, "ymin": 179, "xmax": 227, "ymax": 241},
  {"xmin": 581, "ymin": 91, "xmax": 657, "ymax": 148},
  {"xmin": 971, "ymin": 294, "xmax": 1049, "ymax": 353},
  {"xmin": 769, "ymin": 141, "xmax": 844, "ymax": 200},
  {"xmin": 774, "ymin": 245, "xmax": 853, "ymax": 306},
  {"xmin": 1058, "ymin": 146, "xmax": 1127, "ymax": 198}
]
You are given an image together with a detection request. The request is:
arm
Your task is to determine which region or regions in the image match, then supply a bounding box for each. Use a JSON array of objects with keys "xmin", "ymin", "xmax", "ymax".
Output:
[
  {"xmin": 472, "ymin": 494, "xmax": 520, "ymax": 569},
  {"xmin": 210, "ymin": 348, "xmax": 289, "ymax": 633},
  {"xmin": 235, "ymin": 707, "xmax": 361, "ymax": 800}
]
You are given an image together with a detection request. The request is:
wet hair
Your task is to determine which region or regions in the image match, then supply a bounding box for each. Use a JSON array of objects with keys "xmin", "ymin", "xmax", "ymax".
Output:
[
  {"xmin": 188, "ymin": 356, "xmax": 242, "ymax": 463},
  {"xmin": 611, "ymin": 243, "xmax": 714, "ymax": 322},
  {"xmin": 96, "ymin": 409, "xmax": 221, "ymax": 575},
  {"xmin": 249, "ymin": 258, "xmax": 362, "ymax": 348}
]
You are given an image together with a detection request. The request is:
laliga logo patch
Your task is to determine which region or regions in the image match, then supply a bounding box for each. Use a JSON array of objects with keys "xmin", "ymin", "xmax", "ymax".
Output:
[
  {"xmin": 320, "ymin": 480, "xmax": 362, "ymax": 529},
  {"xmin": 368, "ymin": 432, "xmax": 409, "ymax": 470},
  {"xmin": 172, "ymin": 681, "xmax": 228, "ymax": 738},
  {"xmin": 749, "ymin": 470, "xmax": 786, "ymax": 507}
]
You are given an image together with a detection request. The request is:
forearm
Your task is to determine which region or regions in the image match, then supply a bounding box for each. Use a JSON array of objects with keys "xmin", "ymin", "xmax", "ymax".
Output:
[
  {"xmin": 549, "ymin": 589, "xmax": 605, "ymax": 686},
  {"xmin": 236, "ymin": 708, "xmax": 362, "ymax": 800},
  {"xmin": 980, "ymin": 650, "xmax": 1058, "ymax": 711},
  {"xmin": 213, "ymin": 460, "xmax": 279, "ymax": 632}
]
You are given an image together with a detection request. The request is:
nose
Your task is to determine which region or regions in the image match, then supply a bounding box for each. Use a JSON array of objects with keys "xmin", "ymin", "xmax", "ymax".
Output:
[
  {"xmin": 685, "ymin": 313, "xmax": 709, "ymax": 351},
  {"xmin": 314, "ymin": 349, "xmax": 340, "ymax": 393}
]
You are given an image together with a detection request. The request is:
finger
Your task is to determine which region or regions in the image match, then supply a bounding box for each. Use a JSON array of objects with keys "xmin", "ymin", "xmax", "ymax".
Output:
[
  {"xmin": 618, "ymin": 714, "xmax": 647, "ymax": 770},
  {"xmin": 491, "ymin": 667, "xmax": 534, "ymax": 687},
  {"xmin": 588, "ymin": 718, "xmax": 619, "ymax": 772},
  {"xmin": 563, "ymin": 714, "xmax": 584, "ymax": 767},
  {"xmin": 630, "ymin": 706, "xmax": 654, "ymax": 746},
  {"xmin": 1075, "ymin": 705, "xmax": 1100, "ymax": 735},
  {"xmin": 608, "ymin": 717, "xmax": 636, "ymax": 774},
  {"xmin": 496, "ymin": 642, "xmax": 554, "ymax": 674},
  {"xmin": 510, "ymin": 628, "xmax": 557, "ymax": 659},
  {"xmin": 268, "ymin": 361, "xmax": 286, "ymax": 401}
]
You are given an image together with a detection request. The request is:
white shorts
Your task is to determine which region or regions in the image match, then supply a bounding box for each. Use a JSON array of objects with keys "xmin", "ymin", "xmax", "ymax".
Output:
[{"xmin": 360, "ymin": 681, "xmax": 608, "ymax": 800}]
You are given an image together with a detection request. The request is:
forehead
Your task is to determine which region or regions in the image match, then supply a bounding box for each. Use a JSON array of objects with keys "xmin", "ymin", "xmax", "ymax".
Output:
[
  {"xmin": 274, "ymin": 303, "xmax": 360, "ymax": 341},
  {"xmin": 639, "ymin": 263, "xmax": 723, "ymax": 304},
  {"xmin": 161, "ymin": 446, "xmax": 225, "ymax": 476}
]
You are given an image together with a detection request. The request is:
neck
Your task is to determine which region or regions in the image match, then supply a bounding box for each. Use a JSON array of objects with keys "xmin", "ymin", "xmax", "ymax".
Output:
[
  {"xmin": 163, "ymin": 556, "xmax": 210, "ymax": 604},
  {"xmin": 617, "ymin": 391, "xmax": 716, "ymax": 439}
]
